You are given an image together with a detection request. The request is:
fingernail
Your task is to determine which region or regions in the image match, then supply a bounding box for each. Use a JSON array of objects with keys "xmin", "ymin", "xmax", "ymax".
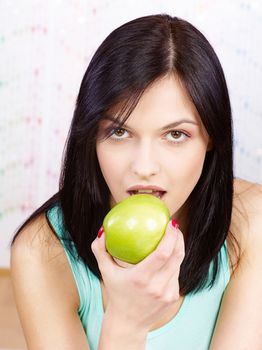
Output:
[
  {"xmin": 171, "ymin": 219, "xmax": 179, "ymax": 230},
  {"xmin": 97, "ymin": 226, "xmax": 104, "ymax": 238}
]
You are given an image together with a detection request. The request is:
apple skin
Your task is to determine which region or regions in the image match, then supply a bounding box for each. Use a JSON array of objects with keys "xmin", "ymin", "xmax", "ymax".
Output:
[{"xmin": 103, "ymin": 194, "xmax": 170, "ymax": 264}]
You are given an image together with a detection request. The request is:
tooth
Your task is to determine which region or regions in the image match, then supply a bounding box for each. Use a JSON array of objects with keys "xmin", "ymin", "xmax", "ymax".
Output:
[
  {"xmin": 132, "ymin": 190, "xmax": 163, "ymax": 198},
  {"xmin": 137, "ymin": 190, "xmax": 153, "ymax": 193},
  {"xmin": 129, "ymin": 189, "xmax": 164, "ymax": 198}
]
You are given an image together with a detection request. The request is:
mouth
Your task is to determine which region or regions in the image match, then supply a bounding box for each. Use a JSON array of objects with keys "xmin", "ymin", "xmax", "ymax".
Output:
[{"xmin": 127, "ymin": 190, "xmax": 166, "ymax": 199}]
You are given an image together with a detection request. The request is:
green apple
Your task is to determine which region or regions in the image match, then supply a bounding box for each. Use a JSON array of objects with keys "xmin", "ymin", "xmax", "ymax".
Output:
[{"xmin": 103, "ymin": 194, "xmax": 170, "ymax": 264}]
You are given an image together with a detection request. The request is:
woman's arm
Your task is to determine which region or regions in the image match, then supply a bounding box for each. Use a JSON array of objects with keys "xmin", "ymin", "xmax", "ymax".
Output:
[
  {"xmin": 99, "ymin": 310, "xmax": 148, "ymax": 350},
  {"xmin": 209, "ymin": 183, "xmax": 262, "ymax": 349},
  {"xmin": 11, "ymin": 214, "xmax": 91, "ymax": 350}
]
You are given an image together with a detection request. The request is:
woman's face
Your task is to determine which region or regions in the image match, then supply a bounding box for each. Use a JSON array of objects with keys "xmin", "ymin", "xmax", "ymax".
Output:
[{"xmin": 96, "ymin": 74, "xmax": 211, "ymax": 222}]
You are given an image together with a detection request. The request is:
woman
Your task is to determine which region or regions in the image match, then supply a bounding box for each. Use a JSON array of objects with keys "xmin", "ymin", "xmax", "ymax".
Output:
[{"xmin": 11, "ymin": 14, "xmax": 262, "ymax": 350}]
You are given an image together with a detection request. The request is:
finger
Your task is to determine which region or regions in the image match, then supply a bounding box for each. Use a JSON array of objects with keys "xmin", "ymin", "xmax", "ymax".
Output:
[
  {"xmin": 152, "ymin": 228, "xmax": 185, "ymax": 286},
  {"xmin": 162, "ymin": 273, "xmax": 181, "ymax": 303},
  {"xmin": 163, "ymin": 227, "xmax": 185, "ymax": 269},
  {"xmin": 173, "ymin": 228, "xmax": 185, "ymax": 265},
  {"xmin": 91, "ymin": 227, "xmax": 116, "ymax": 273},
  {"xmin": 113, "ymin": 257, "xmax": 135, "ymax": 268},
  {"xmin": 135, "ymin": 220, "xmax": 178, "ymax": 276}
]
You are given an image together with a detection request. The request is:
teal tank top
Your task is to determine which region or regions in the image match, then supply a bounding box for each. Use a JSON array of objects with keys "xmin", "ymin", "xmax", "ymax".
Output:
[{"xmin": 46, "ymin": 204, "xmax": 230, "ymax": 350}]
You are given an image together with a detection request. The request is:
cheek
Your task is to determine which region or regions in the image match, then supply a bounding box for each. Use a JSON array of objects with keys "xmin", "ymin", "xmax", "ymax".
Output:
[
  {"xmin": 173, "ymin": 147, "xmax": 207, "ymax": 196},
  {"xmin": 96, "ymin": 144, "xmax": 124, "ymax": 184},
  {"xmin": 187, "ymin": 150, "xmax": 206, "ymax": 178}
]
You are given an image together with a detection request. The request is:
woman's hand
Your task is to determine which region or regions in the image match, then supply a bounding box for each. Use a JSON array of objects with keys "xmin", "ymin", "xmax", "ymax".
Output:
[{"xmin": 91, "ymin": 220, "xmax": 185, "ymax": 333}]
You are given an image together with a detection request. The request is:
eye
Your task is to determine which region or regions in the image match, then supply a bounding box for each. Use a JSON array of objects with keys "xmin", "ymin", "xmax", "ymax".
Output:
[
  {"xmin": 165, "ymin": 130, "xmax": 189, "ymax": 145},
  {"xmin": 110, "ymin": 127, "xmax": 129, "ymax": 141}
]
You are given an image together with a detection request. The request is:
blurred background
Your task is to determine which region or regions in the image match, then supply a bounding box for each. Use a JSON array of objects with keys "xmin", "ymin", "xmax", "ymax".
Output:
[{"xmin": 0, "ymin": 1, "xmax": 262, "ymax": 348}]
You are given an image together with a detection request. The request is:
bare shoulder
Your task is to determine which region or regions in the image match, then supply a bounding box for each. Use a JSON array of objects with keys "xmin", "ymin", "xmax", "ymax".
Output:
[
  {"xmin": 209, "ymin": 178, "xmax": 262, "ymax": 348},
  {"xmin": 11, "ymin": 212, "xmax": 79, "ymax": 309},
  {"xmin": 233, "ymin": 177, "xmax": 262, "ymax": 209},
  {"xmin": 12, "ymin": 212, "xmax": 62, "ymax": 258},
  {"xmin": 228, "ymin": 177, "xmax": 262, "ymax": 268},
  {"xmin": 232, "ymin": 177, "xmax": 262, "ymax": 229}
]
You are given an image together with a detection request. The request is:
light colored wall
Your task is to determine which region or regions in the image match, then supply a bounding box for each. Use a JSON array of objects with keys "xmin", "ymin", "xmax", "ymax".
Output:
[{"xmin": 1, "ymin": 0, "xmax": 262, "ymax": 267}]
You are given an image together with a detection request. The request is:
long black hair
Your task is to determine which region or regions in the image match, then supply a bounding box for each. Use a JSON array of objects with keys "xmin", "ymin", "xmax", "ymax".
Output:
[{"xmin": 12, "ymin": 14, "xmax": 239, "ymax": 295}]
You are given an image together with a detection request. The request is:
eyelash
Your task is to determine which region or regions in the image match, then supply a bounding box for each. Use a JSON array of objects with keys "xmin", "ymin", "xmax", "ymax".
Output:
[{"xmin": 108, "ymin": 127, "xmax": 190, "ymax": 146}]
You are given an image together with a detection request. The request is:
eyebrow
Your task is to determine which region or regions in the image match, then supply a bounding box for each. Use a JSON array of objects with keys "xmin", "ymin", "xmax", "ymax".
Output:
[{"xmin": 103, "ymin": 115, "xmax": 199, "ymax": 131}]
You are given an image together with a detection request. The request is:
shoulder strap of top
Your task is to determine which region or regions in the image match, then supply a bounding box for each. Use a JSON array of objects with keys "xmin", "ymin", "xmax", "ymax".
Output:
[
  {"xmin": 220, "ymin": 239, "xmax": 231, "ymax": 287},
  {"xmin": 208, "ymin": 239, "xmax": 231, "ymax": 289},
  {"xmin": 46, "ymin": 204, "xmax": 97, "ymax": 327}
]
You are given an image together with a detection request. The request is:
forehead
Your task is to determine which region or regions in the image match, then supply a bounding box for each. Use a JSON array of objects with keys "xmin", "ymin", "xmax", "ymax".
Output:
[{"xmin": 103, "ymin": 74, "xmax": 203, "ymax": 130}]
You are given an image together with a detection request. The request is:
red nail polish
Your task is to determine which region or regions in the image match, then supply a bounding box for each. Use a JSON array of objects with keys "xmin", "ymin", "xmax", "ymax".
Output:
[
  {"xmin": 171, "ymin": 219, "xmax": 179, "ymax": 229},
  {"xmin": 97, "ymin": 226, "xmax": 104, "ymax": 238}
]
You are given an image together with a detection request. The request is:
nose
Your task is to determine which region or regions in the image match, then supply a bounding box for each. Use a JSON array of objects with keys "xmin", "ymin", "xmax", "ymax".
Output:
[{"xmin": 130, "ymin": 141, "xmax": 160, "ymax": 178}]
